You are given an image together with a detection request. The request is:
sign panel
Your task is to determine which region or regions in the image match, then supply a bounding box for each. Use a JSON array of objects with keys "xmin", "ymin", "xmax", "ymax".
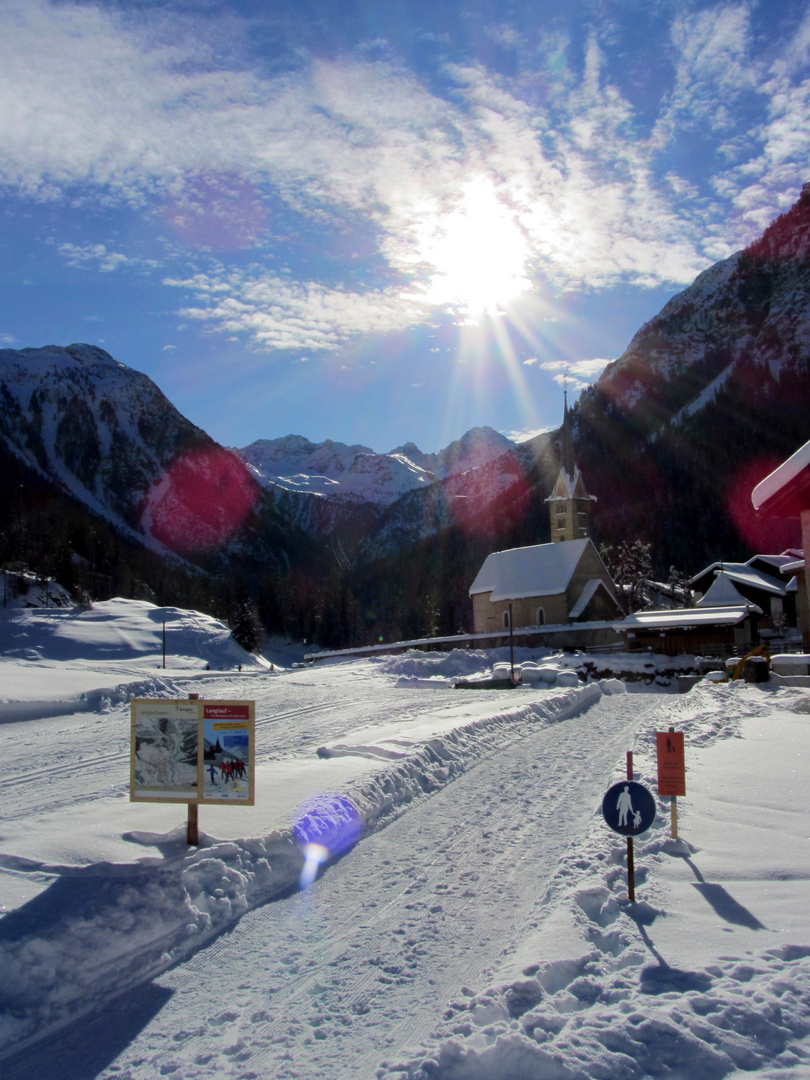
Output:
[
  {"xmin": 656, "ymin": 731, "xmax": 686, "ymax": 796},
  {"xmin": 131, "ymin": 699, "xmax": 200, "ymax": 802},
  {"xmin": 131, "ymin": 698, "xmax": 255, "ymax": 806},
  {"xmin": 201, "ymin": 702, "xmax": 255, "ymax": 804},
  {"xmin": 602, "ymin": 780, "xmax": 656, "ymax": 837}
]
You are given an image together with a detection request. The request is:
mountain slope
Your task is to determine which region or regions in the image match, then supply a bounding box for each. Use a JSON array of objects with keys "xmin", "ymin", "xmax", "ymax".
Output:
[
  {"xmin": 574, "ymin": 183, "xmax": 810, "ymax": 572},
  {"xmin": 0, "ymin": 344, "xmax": 303, "ymax": 572}
]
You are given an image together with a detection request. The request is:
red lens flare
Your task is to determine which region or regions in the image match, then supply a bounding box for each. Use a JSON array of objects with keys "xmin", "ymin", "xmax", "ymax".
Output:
[
  {"xmin": 446, "ymin": 452, "xmax": 531, "ymax": 537},
  {"xmin": 163, "ymin": 172, "xmax": 267, "ymax": 250},
  {"xmin": 726, "ymin": 456, "xmax": 801, "ymax": 552},
  {"xmin": 143, "ymin": 446, "xmax": 259, "ymax": 553}
]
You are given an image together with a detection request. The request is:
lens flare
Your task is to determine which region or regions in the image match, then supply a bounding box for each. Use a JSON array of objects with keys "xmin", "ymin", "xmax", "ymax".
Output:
[
  {"xmin": 163, "ymin": 171, "xmax": 268, "ymax": 250},
  {"xmin": 292, "ymin": 795, "xmax": 364, "ymax": 889},
  {"xmin": 299, "ymin": 843, "xmax": 329, "ymax": 890},
  {"xmin": 142, "ymin": 445, "xmax": 259, "ymax": 553}
]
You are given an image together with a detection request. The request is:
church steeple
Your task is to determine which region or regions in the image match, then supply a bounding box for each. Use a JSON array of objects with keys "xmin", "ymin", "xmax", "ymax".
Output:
[{"xmin": 545, "ymin": 390, "xmax": 596, "ymax": 542}]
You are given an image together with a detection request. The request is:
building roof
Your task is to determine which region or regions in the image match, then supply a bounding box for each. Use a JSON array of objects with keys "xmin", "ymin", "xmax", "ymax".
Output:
[
  {"xmin": 569, "ymin": 578, "xmax": 609, "ymax": 618},
  {"xmin": 695, "ymin": 571, "xmax": 750, "ymax": 607},
  {"xmin": 689, "ymin": 560, "xmax": 795, "ymax": 597},
  {"xmin": 470, "ymin": 537, "xmax": 594, "ymax": 601},
  {"xmin": 614, "ymin": 603, "xmax": 761, "ymax": 633},
  {"xmin": 751, "ymin": 440, "xmax": 810, "ymax": 517}
]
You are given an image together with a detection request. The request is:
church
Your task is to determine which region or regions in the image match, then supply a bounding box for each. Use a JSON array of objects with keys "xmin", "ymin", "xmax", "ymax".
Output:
[{"xmin": 469, "ymin": 397, "xmax": 622, "ymax": 634}]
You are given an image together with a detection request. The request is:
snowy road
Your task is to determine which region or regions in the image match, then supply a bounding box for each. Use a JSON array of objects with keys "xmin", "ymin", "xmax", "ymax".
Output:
[{"xmin": 40, "ymin": 690, "xmax": 664, "ymax": 1080}]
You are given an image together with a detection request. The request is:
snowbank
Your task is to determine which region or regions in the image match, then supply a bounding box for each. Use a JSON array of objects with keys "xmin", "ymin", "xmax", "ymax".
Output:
[{"xmin": 0, "ymin": 680, "xmax": 603, "ymax": 1055}]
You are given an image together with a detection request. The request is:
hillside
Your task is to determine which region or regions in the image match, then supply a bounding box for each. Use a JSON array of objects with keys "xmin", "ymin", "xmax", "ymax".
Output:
[{"xmin": 574, "ymin": 184, "xmax": 810, "ymax": 573}]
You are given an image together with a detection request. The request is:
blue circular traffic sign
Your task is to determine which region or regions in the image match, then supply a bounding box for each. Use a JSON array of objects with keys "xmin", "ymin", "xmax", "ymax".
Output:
[{"xmin": 602, "ymin": 781, "xmax": 656, "ymax": 837}]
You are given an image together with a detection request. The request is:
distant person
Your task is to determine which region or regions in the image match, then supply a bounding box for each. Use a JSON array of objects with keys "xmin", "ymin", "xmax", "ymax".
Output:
[{"xmin": 208, "ymin": 764, "xmax": 217, "ymax": 785}]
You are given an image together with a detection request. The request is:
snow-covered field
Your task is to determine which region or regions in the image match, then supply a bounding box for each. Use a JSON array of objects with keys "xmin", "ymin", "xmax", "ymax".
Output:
[{"xmin": 2, "ymin": 600, "xmax": 810, "ymax": 1079}]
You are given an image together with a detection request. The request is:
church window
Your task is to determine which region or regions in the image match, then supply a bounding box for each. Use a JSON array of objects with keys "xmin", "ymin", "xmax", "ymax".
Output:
[{"xmin": 502, "ymin": 609, "xmax": 510, "ymax": 629}]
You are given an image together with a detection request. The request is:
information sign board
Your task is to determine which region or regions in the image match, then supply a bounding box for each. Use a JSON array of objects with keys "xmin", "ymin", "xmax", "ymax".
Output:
[
  {"xmin": 131, "ymin": 698, "xmax": 255, "ymax": 806},
  {"xmin": 656, "ymin": 731, "xmax": 686, "ymax": 796}
]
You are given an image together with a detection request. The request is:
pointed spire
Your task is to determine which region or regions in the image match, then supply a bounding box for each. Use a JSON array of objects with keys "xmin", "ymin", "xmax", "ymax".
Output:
[{"xmin": 561, "ymin": 388, "xmax": 576, "ymax": 480}]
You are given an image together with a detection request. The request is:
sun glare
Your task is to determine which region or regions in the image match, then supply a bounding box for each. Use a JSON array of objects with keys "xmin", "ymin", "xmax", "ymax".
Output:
[{"xmin": 417, "ymin": 177, "xmax": 532, "ymax": 319}]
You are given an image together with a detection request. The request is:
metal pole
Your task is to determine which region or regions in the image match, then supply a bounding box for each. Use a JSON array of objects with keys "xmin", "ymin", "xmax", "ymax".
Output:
[
  {"xmin": 163, "ymin": 620, "xmax": 166, "ymax": 670},
  {"xmin": 626, "ymin": 750, "xmax": 635, "ymax": 902}
]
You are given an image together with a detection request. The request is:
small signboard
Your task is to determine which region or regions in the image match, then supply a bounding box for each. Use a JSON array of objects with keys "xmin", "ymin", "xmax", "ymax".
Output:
[
  {"xmin": 656, "ymin": 731, "xmax": 686, "ymax": 796},
  {"xmin": 202, "ymin": 702, "xmax": 254, "ymax": 803},
  {"xmin": 131, "ymin": 698, "xmax": 255, "ymax": 806},
  {"xmin": 602, "ymin": 781, "xmax": 656, "ymax": 837}
]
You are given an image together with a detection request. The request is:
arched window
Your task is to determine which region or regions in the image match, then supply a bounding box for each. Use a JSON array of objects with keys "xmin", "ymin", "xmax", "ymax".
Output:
[
  {"xmin": 536, "ymin": 607, "xmax": 545, "ymax": 626},
  {"xmin": 502, "ymin": 609, "xmax": 510, "ymax": 629}
]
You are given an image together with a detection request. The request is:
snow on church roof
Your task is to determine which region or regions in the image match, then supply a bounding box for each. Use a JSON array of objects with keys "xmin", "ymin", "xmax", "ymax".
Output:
[
  {"xmin": 470, "ymin": 538, "xmax": 592, "ymax": 601},
  {"xmin": 569, "ymin": 578, "xmax": 606, "ymax": 618}
]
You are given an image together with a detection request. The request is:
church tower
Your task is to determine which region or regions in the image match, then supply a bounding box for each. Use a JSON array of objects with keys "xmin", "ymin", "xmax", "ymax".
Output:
[{"xmin": 545, "ymin": 392, "xmax": 596, "ymax": 542}]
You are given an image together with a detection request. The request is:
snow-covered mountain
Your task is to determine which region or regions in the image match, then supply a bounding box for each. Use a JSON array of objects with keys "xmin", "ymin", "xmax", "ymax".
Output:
[
  {"xmin": 237, "ymin": 435, "xmax": 436, "ymax": 506},
  {"xmin": 0, "ymin": 344, "xmax": 293, "ymax": 564},
  {"xmin": 234, "ymin": 426, "xmax": 528, "ymax": 549},
  {"xmin": 236, "ymin": 425, "xmax": 516, "ymax": 508},
  {"xmin": 597, "ymin": 181, "xmax": 810, "ymax": 432}
]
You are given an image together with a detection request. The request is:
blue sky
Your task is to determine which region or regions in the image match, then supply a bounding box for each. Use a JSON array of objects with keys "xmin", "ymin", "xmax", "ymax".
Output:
[{"xmin": 0, "ymin": 0, "xmax": 808, "ymax": 454}]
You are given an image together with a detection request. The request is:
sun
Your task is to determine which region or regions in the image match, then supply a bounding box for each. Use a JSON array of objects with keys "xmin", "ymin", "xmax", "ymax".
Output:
[{"xmin": 416, "ymin": 177, "xmax": 532, "ymax": 319}]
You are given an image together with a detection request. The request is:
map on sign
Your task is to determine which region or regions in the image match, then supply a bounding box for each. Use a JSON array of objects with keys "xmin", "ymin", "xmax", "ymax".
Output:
[{"xmin": 601, "ymin": 780, "xmax": 656, "ymax": 837}]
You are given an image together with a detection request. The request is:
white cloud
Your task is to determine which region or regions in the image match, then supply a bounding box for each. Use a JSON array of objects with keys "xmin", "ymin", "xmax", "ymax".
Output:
[
  {"xmin": 0, "ymin": 0, "xmax": 804, "ymax": 354},
  {"xmin": 652, "ymin": 5, "xmax": 757, "ymax": 148},
  {"xmin": 537, "ymin": 356, "xmax": 612, "ymax": 389},
  {"xmin": 58, "ymin": 242, "xmax": 128, "ymax": 272},
  {"xmin": 165, "ymin": 267, "xmax": 430, "ymax": 353}
]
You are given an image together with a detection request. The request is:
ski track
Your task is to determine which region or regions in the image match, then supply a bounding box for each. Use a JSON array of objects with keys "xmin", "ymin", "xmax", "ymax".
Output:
[{"xmin": 93, "ymin": 693, "xmax": 669, "ymax": 1080}]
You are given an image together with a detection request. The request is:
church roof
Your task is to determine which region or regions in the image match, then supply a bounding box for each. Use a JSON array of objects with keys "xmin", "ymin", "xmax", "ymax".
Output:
[
  {"xmin": 569, "ymin": 578, "xmax": 610, "ymax": 618},
  {"xmin": 470, "ymin": 537, "xmax": 593, "ymax": 601}
]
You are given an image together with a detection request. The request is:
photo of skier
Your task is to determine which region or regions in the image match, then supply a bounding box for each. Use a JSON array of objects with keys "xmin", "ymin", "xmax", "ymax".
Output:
[{"xmin": 202, "ymin": 702, "xmax": 253, "ymax": 803}]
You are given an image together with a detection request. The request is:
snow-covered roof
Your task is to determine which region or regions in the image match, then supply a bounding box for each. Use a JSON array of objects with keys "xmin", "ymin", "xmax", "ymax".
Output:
[
  {"xmin": 751, "ymin": 440, "xmax": 810, "ymax": 514},
  {"xmin": 470, "ymin": 538, "xmax": 593, "ymax": 600},
  {"xmin": 614, "ymin": 604, "xmax": 761, "ymax": 633},
  {"xmin": 696, "ymin": 571, "xmax": 758, "ymax": 607},
  {"xmin": 689, "ymin": 562, "xmax": 793, "ymax": 597},
  {"xmin": 568, "ymin": 579, "xmax": 606, "ymax": 618},
  {"xmin": 782, "ymin": 558, "xmax": 805, "ymax": 575},
  {"xmin": 545, "ymin": 466, "xmax": 597, "ymax": 503}
]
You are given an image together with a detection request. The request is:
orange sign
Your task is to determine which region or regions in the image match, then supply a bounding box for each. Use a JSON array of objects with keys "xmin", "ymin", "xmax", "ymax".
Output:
[{"xmin": 656, "ymin": 731, "xmax": 686, "ymax": 796}]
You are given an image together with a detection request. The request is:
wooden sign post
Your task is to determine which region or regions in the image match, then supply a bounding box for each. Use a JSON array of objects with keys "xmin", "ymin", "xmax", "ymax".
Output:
[
  {"xmin": 130, "ymin": 694, "xmax": 255, "ymax": 846},
  {"xmin": 656, "ymin": 728, "xmax": 686, "ymax": 838}
]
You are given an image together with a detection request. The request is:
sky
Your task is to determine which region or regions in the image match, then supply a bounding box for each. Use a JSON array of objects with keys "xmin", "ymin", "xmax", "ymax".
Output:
[{"xmin": 0, "ymin": 0, "xmax": 808, "ymax": 454}]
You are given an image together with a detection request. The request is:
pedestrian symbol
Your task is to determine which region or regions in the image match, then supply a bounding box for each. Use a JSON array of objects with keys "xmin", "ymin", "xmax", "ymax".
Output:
[{"xmin": 602, "ymin": 780, "xmax": 656, "ymax": 837}]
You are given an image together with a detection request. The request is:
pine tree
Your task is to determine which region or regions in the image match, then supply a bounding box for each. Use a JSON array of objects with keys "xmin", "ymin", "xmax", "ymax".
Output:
[{"xmin": 230, "ymin": 598, "xmax": 263, "ymax": 653}]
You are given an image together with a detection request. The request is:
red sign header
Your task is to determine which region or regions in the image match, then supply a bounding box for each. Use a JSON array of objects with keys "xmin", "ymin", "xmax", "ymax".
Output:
[{"xmin": 204, "ymin": 705, "xmax": 251, "ymax": 721}]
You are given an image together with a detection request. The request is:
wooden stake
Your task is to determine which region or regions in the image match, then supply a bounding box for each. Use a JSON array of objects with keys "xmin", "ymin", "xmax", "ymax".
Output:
[{"xmin": 187, "ymin": 802, "xmax": 199, "ymax": 846}]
